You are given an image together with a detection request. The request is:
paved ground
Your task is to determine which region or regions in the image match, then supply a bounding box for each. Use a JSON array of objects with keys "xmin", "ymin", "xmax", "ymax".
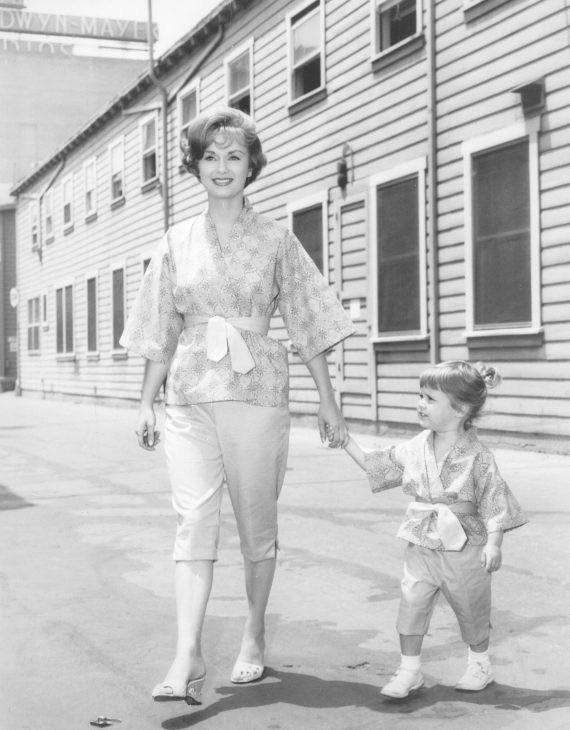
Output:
[{"xmin": 1, "ymin": 392, "xmax": 569, "ymax": 730}]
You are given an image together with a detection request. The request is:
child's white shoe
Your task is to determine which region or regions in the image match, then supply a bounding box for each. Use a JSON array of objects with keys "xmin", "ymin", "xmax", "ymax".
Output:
[
  {"xmin": 455, "ymin": 660, "xmax": 493, "ymax": 691},
  {"xmin": 381, "ymin": 668, "xmax": 424, "ymax": 698}
]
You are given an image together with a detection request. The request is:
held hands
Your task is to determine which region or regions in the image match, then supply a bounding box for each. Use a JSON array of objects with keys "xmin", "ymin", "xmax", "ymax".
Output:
[
  {"xmin": 318, "ymin": 396, "xmax": 349, "ymax": 449},
  {"xmin": 136, "ymin": 405, "xmax": 161, "ymax": 451},
  {"xmin": 480, "ymin": 543, "xmax": 502, "ymax": 573}
]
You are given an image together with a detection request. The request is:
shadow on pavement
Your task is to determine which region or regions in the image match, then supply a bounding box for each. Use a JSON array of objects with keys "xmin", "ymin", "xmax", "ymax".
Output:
[
  {"xmin": 0, "ymin": 484, "xmax": 35, "ymax": 511},
  {"xmin": 160, "ymin": 669, "xmax": 570, "ymax": 728}
]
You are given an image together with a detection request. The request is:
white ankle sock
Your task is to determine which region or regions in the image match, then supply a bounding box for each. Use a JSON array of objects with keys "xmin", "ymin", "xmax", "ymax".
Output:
[
  {"xmin": 468, "ymin": 648, "xmax": 490, "ymax": 665},
  {"xmin": 400, "ymin": 654, "xmax": 421, "ymax": 672}
]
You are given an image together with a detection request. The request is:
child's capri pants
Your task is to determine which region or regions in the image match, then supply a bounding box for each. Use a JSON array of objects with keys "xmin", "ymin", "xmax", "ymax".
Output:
[
  {"xmin": 164, "ymin": 401, "xmax": 290, "ymax": 562},
  {"xmin": 397, "ymin": 543, "xmax": 492, "ymax": 646}
]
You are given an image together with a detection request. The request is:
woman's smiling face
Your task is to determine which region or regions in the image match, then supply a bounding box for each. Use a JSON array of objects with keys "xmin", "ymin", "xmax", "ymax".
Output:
[{"xmin": 197, "ymin": 129, "xmax": 251, "ymax": 201}]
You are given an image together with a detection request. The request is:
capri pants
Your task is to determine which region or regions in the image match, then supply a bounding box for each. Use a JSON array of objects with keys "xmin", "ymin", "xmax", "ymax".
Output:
[{"xmin": 164, "ymin": 401, "xmax": 290, "ymax": 562}]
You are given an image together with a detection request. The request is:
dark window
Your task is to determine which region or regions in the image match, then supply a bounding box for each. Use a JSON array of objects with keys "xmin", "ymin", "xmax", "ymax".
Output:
[
  {"xmin": 290, "ymin": 2, "xmax": 322, "ymax": 101},
  {"xmin": 27, "ymin": 297, "xmax": 40, "ymax": 351},
  {"xmin": 142, "ymin": 119, "xmax": 157, "ymax": 182},
  {"xmin": 142, "ymin": 258, "xmax": 151, "ymax": 273},
  {"xmin": 376, "ymin": 0, "xmax": 417, "ymax": 53},
  {"xmin": 112, "ymin": 269, "xmax": 125, "ymax": 350},
  {"xmin": 228, "ymin": 50, "xmax": 251, "ymax": 115},
  {"xmin": 292, "ymin": 204, "xmax": 324, "ymax": 273},
  {"xmin": 472, "ymin": 139, "xmax": 531, "ymax": 327},
  {"xmin": 110, "ymin": 142, "xmax": 124, "ymax": 200},
  {"xmin": 56, "ymin": 285, "xmax": 74, "ymax": 354},
  {"xmin": 180, "ymin": 89, "xmax": 197, "ymax": 141},
  {"xmin": 87, "ymin": 277, "xmax": 97, "ymax": 352},
  {"xmin": 376, "ymin": 175, "xmax": 420, "ymax": 332}
]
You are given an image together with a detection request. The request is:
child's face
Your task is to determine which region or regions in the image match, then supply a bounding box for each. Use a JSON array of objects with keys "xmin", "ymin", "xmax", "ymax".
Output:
[{"xmin": 417, "ymin": 387, "xmax": 465, "ymax": 433}]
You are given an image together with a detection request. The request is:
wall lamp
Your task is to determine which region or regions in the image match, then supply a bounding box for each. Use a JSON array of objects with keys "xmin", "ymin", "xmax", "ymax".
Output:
[
  {"xmin": 512, "ymin": 78, "xmax": 545, "ymax": 117},
  {"xmin": 337, "ymin": 143, "xmax": 354, "ymax": 190}
]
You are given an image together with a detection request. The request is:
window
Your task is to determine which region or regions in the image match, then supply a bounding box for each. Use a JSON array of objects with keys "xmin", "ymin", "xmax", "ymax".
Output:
[
  {"xmin": 109, "ymin": 138, "xmax": 124, "ymax": 202},
  {"xmin": 62, "ymin": 175, "xmax": 73, "ymax": 229},
  {"xmin": 27, "ymin": 297, "xmax": 40, "ymax": 352},
  {"xmin": 112, "ymin": 267, "xmax": 125, "ymax": 350},
  {"xmin": 288, "ymin": 194, "xmax": 328, "ymax": 276},
  {"xmin": 140, "ymin": 116, "xmax": 158, "ymax": 184},
  {"xmin": 56, "ymin": 284, "xmax": 74, "ymax": 354},
  {"xmin": 42, "ymin": 293, "xmax": 48, "ymax": 329},
  {"xmin": 31, "ymin": 203, "xmax": 39, "ymax": 249},
  {"xmin": 225, "ymin": 43, "xmax": 253, "ymax": 115},
  {"xmin": 179, "ymin": 84, "xmax": 199, "ymax": 145},
  {"xmin": 44, "ymin": 189, "xmax": 54, "ymax": 241},
  {"xmin": 86, "ymin": 276, "xmax": 98, "ymax": 353},
  {"xmin": 373, "ymin": 0, "xmax": 419, "ymax": 56},
  {"xmin": 288, "ymin": 0, "xmax": 325, "ymax": 104},
  {"xmin": 142, "ymin": 257, "xmax": 151, "ymax": 274},
  {"xmin": 370, "ymin": 158, "xmax": 427, "ymax": 340},
  {"xmin": 84, "ymin": 158, "xmax": 97, "ymax": 218},
  {"xmin": 463, "ymin": 120, "xmax": 540, "ymax": 334}
]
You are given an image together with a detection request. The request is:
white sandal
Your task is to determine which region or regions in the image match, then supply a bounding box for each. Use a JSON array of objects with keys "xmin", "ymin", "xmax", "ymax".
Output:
[{"xmin": 230, "ymin": 661, "xmax": 265, "ymax": 684}]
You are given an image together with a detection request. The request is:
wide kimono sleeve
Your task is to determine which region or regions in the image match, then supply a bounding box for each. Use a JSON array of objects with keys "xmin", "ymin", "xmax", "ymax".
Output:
[
  {"xmin": 364, "ymin": 442, "xmax": 408, "ymax": 493},
  {"xmin": 475, "ymin": 450, "xmax": 528, "ymax": 533},
  {"xmin": 119, "ymin": 231, "xmax": 184, "ymax": 363},
  {"xmin": 275, "ymin": 230, "xmax": 355, "ymax": 362}
]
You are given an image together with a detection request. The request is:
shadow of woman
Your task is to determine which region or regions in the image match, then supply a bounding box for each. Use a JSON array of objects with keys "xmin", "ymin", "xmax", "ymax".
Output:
[{"xmin": 161, "ymin": 667, "xmax": 570, "ymax": 729}]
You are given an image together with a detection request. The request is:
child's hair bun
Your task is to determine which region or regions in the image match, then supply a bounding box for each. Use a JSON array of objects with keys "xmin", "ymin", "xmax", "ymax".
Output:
[{"xmin": 475, "ymin": 362, "xmax": 502, "ymax": 389}]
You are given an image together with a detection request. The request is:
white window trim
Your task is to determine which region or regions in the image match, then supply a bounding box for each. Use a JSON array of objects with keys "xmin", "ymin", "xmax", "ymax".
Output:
[
  {"xmin": 287, "ymin": 191, "xmax": 329, "ymax": 281},
  {"xmin": 109, "ymin": 137, "xmax": 125, "ymax": 202},
  {"xmin": 139, "ymin": 113, "xmax": 159, "ymax": 185},
  {"xmin": 27, "ymin": 296, "xmax": 41, "ymax": 353},
  {"xmin": 370, "ymin": 0, "xmax": 423, "ymax": 62},
  {"xmin": 286, "ymin": 0, "xmax": 326, "ymax": 106},
  {"xmin": 62, "ymin": 174, "xmax": 74, "ymax": 231},
  {"xmin": 369, "ymin": 156, "xmax": 428, "ymax": 343},
  {"xmin": 178, "ymin": 79, "xmax": 200, "ymax": 149},
  {"xmin": 83, "ymin": 157, "xmax": 98, "ymax": 218},
  {"xmin": 43, "ymin": 188, "xmax": 54, "ymax": 241},
  {"xmin": 462, "ymin": 117, "xmax": 541, "ymax": 337},
  {"xmin": 41, "ymin": 290, "xmax": 49, "ymax": 331},
  {"xmin": 110, "ymin": 262, "xmax": 127, "ymax": 352},
  {"xmin": 55, "ymin": 280, "xmax": 75, "ymax": 357},
  {"xmin": 224, "ymin": 39, "xmax": 254, "ymax": 116},
  {"xmin": 85, "ymin": 271, "xmax": 99, "ymax": 355},
  {"xmin": 30, "ymin": 201, "xmax": 40, "ymax": 250}
]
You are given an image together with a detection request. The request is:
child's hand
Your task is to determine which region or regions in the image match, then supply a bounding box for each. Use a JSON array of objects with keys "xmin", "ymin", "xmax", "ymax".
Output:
[{"xmin": 480, "ymin": 543, "xmax": 502, "ymax": 573}]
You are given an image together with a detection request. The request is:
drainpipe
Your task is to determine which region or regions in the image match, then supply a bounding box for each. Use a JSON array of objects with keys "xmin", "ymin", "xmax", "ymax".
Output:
[
  {"xmin": 426, "ymin": 0, "xmax": 440, "ymax": 364},
  {"xmin": 167, "ymin": 22, "xmax": 225, "ymax": 104},
  {"xmin": 147, "ymin": 0, "xmax": 170, "ymax": 232}
]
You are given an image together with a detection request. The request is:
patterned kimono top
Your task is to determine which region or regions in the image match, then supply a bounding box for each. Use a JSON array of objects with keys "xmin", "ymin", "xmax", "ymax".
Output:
[
  {"xmin": 365, "ymin": 428, "xmax": 527, "ymax": 550},
  {"xmin": 120, "ymin": 204, "xmax": 354, "ymax": 407}
]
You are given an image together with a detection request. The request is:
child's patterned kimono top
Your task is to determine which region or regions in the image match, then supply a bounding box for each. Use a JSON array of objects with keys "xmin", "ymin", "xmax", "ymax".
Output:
[
  {"xmin": 120, "ymin": 204, "xmax": 354, "ymax": 407},
  {"xmin": 365, "ymin": 429, "xmax": 527, "ymax": 551}
]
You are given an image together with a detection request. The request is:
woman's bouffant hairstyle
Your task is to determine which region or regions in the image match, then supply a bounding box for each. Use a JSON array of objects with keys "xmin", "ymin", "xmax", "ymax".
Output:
[
  {"xmin": 180, "ymin": 107, "xmax": 267, "ymax": 186},
  {"xmin": 419, "ymin": 360, "xmax": 502, "ymax": 428}
]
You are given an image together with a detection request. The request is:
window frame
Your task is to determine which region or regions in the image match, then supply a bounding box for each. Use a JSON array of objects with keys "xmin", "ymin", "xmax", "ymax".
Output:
[
  {"xmin": 139, "ymin": 113, "xmax": 159, "ymax": 188},
  {"xmin": 55, "ymin": 281, "xmax": 75, "ymax": 357},
  {"xmin": 43, "ymin": 188, "xmax": 54, "ymax": 242},
  {"xmin": 27, "ymin": 296, "xmax": 41, "ymax": 353},
  {"xmin": 370, "ymin": 0, "xmax": 423, "ymax": 62},
  {"xmin": 287, "ymin": 191, "xmax": 329, "ymax": 281},
  {"xmin": 41, "ymin": 291, "xmax": 49, "ymax": 331},
  {"xmin": 30, "ymin": 201, "xmax": 39, "ymax": 250},
  {"xmin": 462, "ymin": 118, "xmax": 541, "ymax": 338},
  {"xmin": 85, "ymin": 272, "xmax": 99, "ymax": 356},
  {"xmin": 224, "ymin": 40, "xmax": 254, "ymax": 117},
  {"xmin": 109, "ymin": 137, "xmax": 125, "ymax": 205},
  {"xmin": 286, "ymin": 0, "xmax": 326, "ymax": 107},
  {"xmin": 369, "ymin": 157, "xmax": 428, "ymax": 343},
  {"xmin": 62, "ymin": 174, "xmax": 74, "ymax": 232},
  {"xmin": 178, "ymin": 79, "xmax": 200, "ymax": 150},
  {"xmin": 83, "ymin": 156, "xmax": 98, "ymax": 220},
  {"xmin": 110, "ymin": 262, "xmax": 127, "ymax": 354}
]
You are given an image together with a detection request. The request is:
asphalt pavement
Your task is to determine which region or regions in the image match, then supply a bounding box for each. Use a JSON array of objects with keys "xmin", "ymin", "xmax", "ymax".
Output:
[{"xmin": 1, "ymin": 392, "xmax": 569, "ymax": 730}]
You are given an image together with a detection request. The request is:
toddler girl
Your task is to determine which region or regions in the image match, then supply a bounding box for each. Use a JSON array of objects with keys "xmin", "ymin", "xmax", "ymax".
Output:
[{"xmin": 340, "ymin": 361, "xmax": 527, "ymax": 698}]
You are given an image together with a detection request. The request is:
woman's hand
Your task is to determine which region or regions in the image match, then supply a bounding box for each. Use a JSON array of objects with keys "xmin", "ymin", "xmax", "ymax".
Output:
[
  {"xmin": 136, "ymin": 404, "xmax": 160, "ymax": 450},
  {"xmin": 480, "ymin": 543, "xmax": 502, "ymax": 573},
  {"xmin": 318, "ymin": 396, "xmax": 348, "ymax": 448}
]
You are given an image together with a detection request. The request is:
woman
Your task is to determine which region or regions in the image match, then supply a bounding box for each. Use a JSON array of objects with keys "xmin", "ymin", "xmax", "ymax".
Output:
[{"xmin": 120, "ymin": 108, "xmax": 354, "ymax": 705}]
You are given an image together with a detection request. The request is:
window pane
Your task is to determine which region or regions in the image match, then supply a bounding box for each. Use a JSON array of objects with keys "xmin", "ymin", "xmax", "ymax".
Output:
[
  {"xmin": 181, "ymin": 91, "xmax": 197, "ymax": 127},
  {"xmin": 376, "ymin": 176, "xmax": 420, "ymax": 332},
  {"xmin": 230, "ymin": 93, "xmax": 251, "ymax": 115},
  {"xmin": 143, "ymin": 258, "xmax": 151, "ymax": 273},
  {"xmin": 56, "ymin": 288, "xmax": 63, "ymax": 353},
  {"xmin": 87, "ymin": 277, "xmax": 97, "ymax": 352},
  {"xmin": 292, "ymin": 204, "xmax": 323, "ymax": 273},
  {"xmin": 143, "ymin": 152, "xmax": 157, "ymax": 181},
  {"xmin": 143, "ymin": 120, "xmax": 156, "ymax": 151},
  {"xmin": 378, "ymin": 0, "xmax": 416, "ymax": 51},
  {"xmin": 111, "ymin": 144, "xmax": 122, "ymax": 173},
  {"xmin": 293, "ymin": 11, "xmax": 320, "ymax": 65},
  {"xmin": 293, "ymin": 55, "xmax": 321, "ymax": 98},
  {"xmin": 112, "ymin": 172, "xmax": 123, "ymax": 199},
  {"xmin": 112, "ymin": 269, "xmax": 124, "ymax": 349},
  {"xmin": 229, "ymin": 51, "xmax": 250, "ymax": 94},
  {"xmin": 472, "ymin": 140, "xmax": 531, "ymax": 326},
  {"xmin": 65, "ymin": 285, "xmax": 73, "ymax": 352}
]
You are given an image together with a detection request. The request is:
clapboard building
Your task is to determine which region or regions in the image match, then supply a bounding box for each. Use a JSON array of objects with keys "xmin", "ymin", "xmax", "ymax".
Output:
[{"xmin": 11, "ymin": 0, "xmax": 570, "ymax": 438}]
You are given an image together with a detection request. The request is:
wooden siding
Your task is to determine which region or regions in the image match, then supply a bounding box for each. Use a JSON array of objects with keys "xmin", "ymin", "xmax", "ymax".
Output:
[{"xmin": 13, "ymin": 0, "xmax": 570, "ymax": 438}]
